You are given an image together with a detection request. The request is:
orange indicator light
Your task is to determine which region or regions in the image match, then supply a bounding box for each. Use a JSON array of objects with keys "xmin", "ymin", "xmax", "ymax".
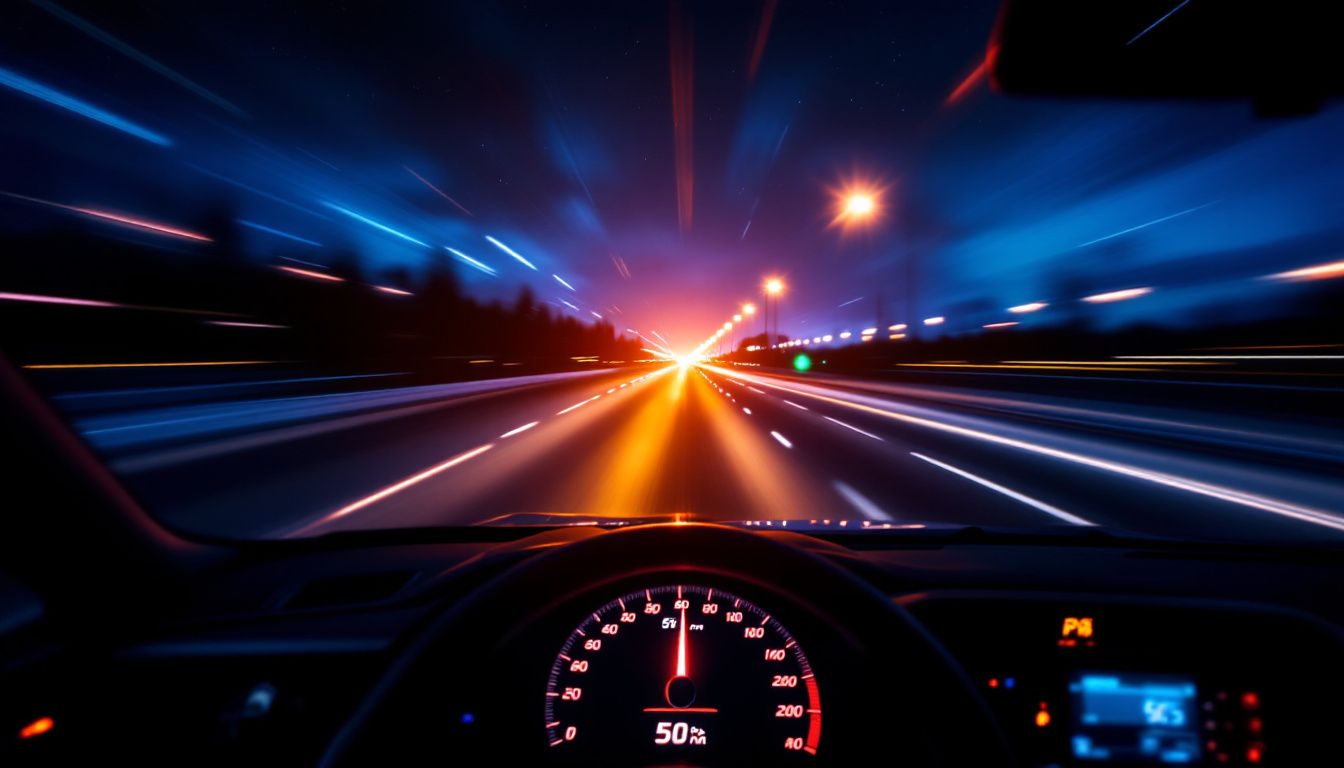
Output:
[
  {"xmin": 19, "ymin": 716, "xmax": 54, "ymax": 740},
  {"xmin": 1061, "ymin": 616, "xmax": 1093, "ymax": 638}
]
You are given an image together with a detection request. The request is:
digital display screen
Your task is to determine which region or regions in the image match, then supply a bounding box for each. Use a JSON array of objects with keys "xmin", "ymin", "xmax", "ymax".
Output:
[{"xmin": 1070, "ymin": 672, "xmax": 1200, "ymax": 763}]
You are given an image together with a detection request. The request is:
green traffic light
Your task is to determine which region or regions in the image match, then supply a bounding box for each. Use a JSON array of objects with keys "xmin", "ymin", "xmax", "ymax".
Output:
[{"xmin": 793, "ymin": 353, "xmax": 812, "ymax": 372}]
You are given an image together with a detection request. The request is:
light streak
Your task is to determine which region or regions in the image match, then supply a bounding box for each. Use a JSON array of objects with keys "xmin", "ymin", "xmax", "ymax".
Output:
[
  {"xmin": 553, "ymin": 274, "xmax": 576, "ymax": 291},
  {"xmin": 485, "ymin": 235, "xmax": 537, "ymax": 270},
  {"xmin": 557, "ymin": 395, "xmax": 600, "ymax": 415},
  {"xmin": 206, "ymin": 320, "xmax": 286, "ymax": 329},
  {"xmin": 1266, "ymin": 259, "xmax": 1344, "ymax": 282},
  {"xmin": 924, "ymin": 316, "xmax": 945, "ymax": 326},
  {"xmin": 321, "ymin": 202, "xmax": 428, "ymax": 247},
  {"xmin": 0, "ymin": 65, "xmax": 171, "ymax": 145},
  {"xmin": 822, "ymin": 416, "xmax": 884, "ymax": 441},
  {"xmin": 238, "ymin": 219, "xmax": 321, "ymax": 247},
  {"xmin": 500, "ymin": 421, "xmax": 540, "ymax": 438},
  {"xmin": 1, "ymin": 191, "xmax": 209, "ymax": 240},
  {"xmin": 1082, "ymin": 287, "xmax": 1152, "ymax": 304},
  {"xmin": 911, "ymin": 452, "xmax": 1094, "ymax": 525},
  {"xmin": 374, "ymin": 285, "xmax": 413, "ymax": 296},
  {"xmin": 24, "ymin": 360, "xmax": 274, "ymax": 370},
  {"xmin": 1077, "ymin": 203, "xmax": 1213, "ymax": 248},
  {"xmin": 276, "ymin": 265, "xmax": 344, "ymax": 282},
  {"xmin": 590, "ymin": 310, "xmax": 604, "ymax": 319},
  {"xmin": 295, "ymin": 443, "xmax": 495, "ymax": 532},
  {"xmin": 560, "ymin": 299, "xmax": 580, "ymax": 312},
  {"xmin": 445, "ymin": 246, "xmax": 497, "ymax": 276},
  {"xmin": 29, "ymin": 0, "xmax": 245, "ymax": 117},
  {"xmin": 711, "ymin": 365, "xmax": 1344, "ymax": 533},
  {"xmin": 944, "ymin": 43, "xmax": 999, "ymax": 106},
  {"xmin": 837, "ymin": 296, "xmax": 864, "ymax": 308},
  {"xmin": 984, "ymin": 321, "xmax": 1019, "ymax": 329},
  {"xmin": 403, "ymin": 165, "xmax": 473, "ymax": 216},
  {"xmin": 770, "ymin": 431, "xmax": 793, "ymax": 448},
  {"xmin": 1008, "ymin": 302, "xmax": 1048, "ymax": 314},
  {"xmin": 833, "ymin": 481, "xmax": 892, "ymax": 521},
  {"xmin": 0, "ymin": 291, "xmax": 117, "ymax": 309},
  {"xmin": 1127, "ymin": 0, "xmax": 1193, "ymax": 46},
  {"xmin": 1115, "ymin": 355, "xmax": 1344, "ymax": 361}
]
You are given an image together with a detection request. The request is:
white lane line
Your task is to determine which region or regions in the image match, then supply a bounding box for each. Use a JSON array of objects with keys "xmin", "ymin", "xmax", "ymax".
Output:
[
  {"xmin": 298, "ymin": 443, "xmax": 495, "ymax": 532},
  {"xmin": 499, "ymin": 421, "xmax": 539, "ymax": 438},
  {"xmin": 770, "ymin": 431, "xmax": 793, "ymax": 449},
  {"xmin": 743, "ymin": 407, "xmax": 752, "ymax": 415},
  {"xmin": 909, "ymin": 452, "xmax": 1094, "ymax": 526},
  {"xmin": 747, "ymin": 386, "xmax": 765, "ymax": 394},
  {"xmin": 714, "ymin": 366, "xmax": 1344, "ymax": 533},
  {"xmin": 783, "ymin": 400, "xmax": 809, "ymax": 411},
  {"xmin": 833, "ymin": 481, "xmax": 894, "ymax": 521},
  {"xmin": 556, "ymin": 395, "xmax": 599, "ymax": 415},
  {"xmin": 823, "ymin": 415, "xmax": 885, "ymax": 442}
]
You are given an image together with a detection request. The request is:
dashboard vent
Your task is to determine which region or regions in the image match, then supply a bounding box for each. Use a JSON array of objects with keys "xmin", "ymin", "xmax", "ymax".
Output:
[{"xmin": 284, "ymin": 570, "xmax": 417, "ymax": 610}]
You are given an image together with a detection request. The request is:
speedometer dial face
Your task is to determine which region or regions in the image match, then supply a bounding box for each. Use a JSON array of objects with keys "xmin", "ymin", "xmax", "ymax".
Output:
[{"xmin": 544, "ymin": 585, "xmax": 821, "ymax": 764}]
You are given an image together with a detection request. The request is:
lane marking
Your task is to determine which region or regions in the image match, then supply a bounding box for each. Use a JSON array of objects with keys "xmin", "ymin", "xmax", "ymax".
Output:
[
  {"xmin": 783, "ymin": 399, "xmax": 809, "ymax": 411},
  {"xmin": 909, "ymin": 452, "xmax": 1093, "ymax": 526},
  {"xmin": 499, "ymin": 421, "xmax": 539, "ymax": 438},
  {"xmin": 823, "ymin": 415, "xmax": 885, "ymax": 442},
  {"xmin": 296, "ymin": 443, "xmax": 495, "ymax": 533}
]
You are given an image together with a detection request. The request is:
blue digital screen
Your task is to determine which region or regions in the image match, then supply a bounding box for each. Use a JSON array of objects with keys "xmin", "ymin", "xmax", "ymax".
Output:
[{"xmin": 1070, "ymin": 673, "xmax": 1200, "ymax": 763}]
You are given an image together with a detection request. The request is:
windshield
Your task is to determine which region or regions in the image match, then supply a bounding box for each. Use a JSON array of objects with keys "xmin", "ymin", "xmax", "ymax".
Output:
[{"xmin": 2, "ymin": 1, "xmax": 1341, "ymax": 543}]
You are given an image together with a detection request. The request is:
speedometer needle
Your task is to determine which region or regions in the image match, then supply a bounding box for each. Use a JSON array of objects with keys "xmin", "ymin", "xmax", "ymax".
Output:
[{"xmin": 676, "ymin": 607, "xmax": 688, "ymax": 678}]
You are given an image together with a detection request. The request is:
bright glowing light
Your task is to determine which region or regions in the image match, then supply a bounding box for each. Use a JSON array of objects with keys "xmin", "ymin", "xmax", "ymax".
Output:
[
  {"xmin": 812, "ymin": 336, "xmax": 821, "ymax": 343},
  {"xmin": 983, "ymin": 321, "xmax": 1018, "ymax": 329},
  {"xmin": 742, "ymin": 303, "xmax": 757, "ymax": 315},
  {"xmin": 1008, "ymin": 302, "xmax": 1048, "ymax": 314},
  {"xmin": 485, "ymin": 235, "xmax": 537, "ymax": 270},
  {"xmin": 888, "ymin": 323, "xmax": 907, "ymax": 331},
  {"xmin": 924, "ymin": 316, "xmax": 945, "ymax": 326},
  {"xmin": 912, "ymin": 453, "xmax": 1092, "ymax": 525},
  {"xmin": 18, "ymin": 716, "xmax": 54, "ymax": 740},
  {"xmin": 770, "ymin": 431, "xmax": 793, "ymax": 448},
  {"xmin": 0, "ymin": 291, "xmax": 118, "ymax": 308},
  {"xmin": 1082, "ymin": 287, "xmax": 1152, "ymax": 304},
  {"xmin": 829, "ymin": 179, "xmax": 887, "ymax": 230},
  {"xmin": 723, "ymin": 322, "xmax": 733, "ymax": 330},
  {"xmin": 553, "ymin": 274, "xmax": 576, "ymax": 291},
  {"xmin": 445, "ymin": 246, "xmax": 497, "ymax": 276},
  {"xmin": 733, "ymin": 313, "xmax": 742, "ymax": 323},
  {"xmin": 0, "ymin": 65, "xmax": 171, "ymax": 145},
  {"xmin": 590, "ymin": 310, "xmax": 604, "ymax": 319},
  {"xmin": 839, "ymin": 331, "xmax": 852, "ymax": 339},
  {"xmin": 374, "ymin": 285, "xmax": 413, "ymax": 296},
  {"xmin": 1267, "ymin": 259, "xmax": 1344, "ymax": 282},
  {"xmin": 890, "ymin": 333, "xmax": 906, "ymax": 340},
  {"xmin": 861, "ymin": 327, "xmax": 878, "ymax": 335},
  {"xmin": 277, "ymin": 265, "xmax": 344, "ymax": 282},
  {"xmin": 793, "ymin": 353, "xmax": 812, "ymax": 372},
  {"xmin": 822, "ymin": 334, "xmax": 833, "ymax": 342},
  {"xmin": 765, "ymin": 278, "xmax": 785, "ymax": 295},
  {"xmin": 499, "ymin": 421, "xmax": 539, "ymax": 438},
  {"xmin": 321, "ymin": 202, "xmax": 428, "ymax": 247}
]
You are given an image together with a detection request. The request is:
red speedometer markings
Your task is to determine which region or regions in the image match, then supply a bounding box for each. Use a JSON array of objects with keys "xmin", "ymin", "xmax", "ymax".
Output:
[
  {"xmin": 550, "ymin": 738, "xmax": 564, "ymax": 747},
  {"xmin": 706, "ymin": 588, "xmax": 713, "ymax": 602},
  {"xmin": 558, "ymin": 653, "xmax": 571, "ymax": 661},
  {"xmin": 734, "ymin": 598, "xmax": 741, "ymax": 608},
  {"xmin": 785, "ymin": 640, "xmax": 796, "ymax": 648},
  {"xmin": 618, "ymin": 597, "xmax": 626, "ymax": 611},
  {"xmin": 646, "ymin": 589, "xmax": 652, "ymax": 601},
  {"xmin": 547, "ymin": 692, "xmax": 560, "ymax": 697},
  {"xmin": 676, "ymin": 607, "xmax": 689, "ymax": 677},
  {"xmin": 642, "ymin": 707, "xmax": 719, "ymax": 713},
  {"xmin": 804, "ymin": 745, "xmax": 817, "ymax": 755},
  {"xmin": 547, "ymin": 721, "xmax": 560, "ymax": 728},
  {"xmin": 593, "ymin": 612, "xmax": 602, "ymax": 622},
  {"xmin": 801, "ymin": 673, "xmax": 814, "ymax": 679},
  {"xmin": 575, "ymin": 628, "xmax": 585, "ymax": 636},
  {"xmin": 759, "ymin": 614, "xmax": 771, "ymax": 625}
]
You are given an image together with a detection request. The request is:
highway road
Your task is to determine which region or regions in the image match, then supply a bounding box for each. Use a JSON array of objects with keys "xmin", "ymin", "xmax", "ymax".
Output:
[{"xmin": 45, "ymin": 360, "xmax": 1344, "ymax": 543}]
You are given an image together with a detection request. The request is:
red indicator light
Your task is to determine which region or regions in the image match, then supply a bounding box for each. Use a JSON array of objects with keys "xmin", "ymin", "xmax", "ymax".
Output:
[
  {"xmin": 1247, "ymin": 744, "xmax": 1264, "ymax": 763},
  {"xmin": 18, "ymin": 716, "xmax": 54, "ymax": 740},
  {"xmin": 988, "ymin": 678, "xmax": 999, "ymax": 688},
  {"xmin": 1035, "ymin": 709, "xmax": 1051, "ymax": 728},
  {"xmin": 1248, "ymin": 717, "xmax": 1263, "ymax": 734},
  {"xmin": 1241, "ymin": 692, "xmax": 1260, "ymax": 710}
]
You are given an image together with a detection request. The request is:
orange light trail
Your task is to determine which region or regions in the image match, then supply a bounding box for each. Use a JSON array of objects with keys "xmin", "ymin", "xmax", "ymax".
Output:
[{"xmin": 944, "ymin": 43, "xmax": 999, "ymax": 106}]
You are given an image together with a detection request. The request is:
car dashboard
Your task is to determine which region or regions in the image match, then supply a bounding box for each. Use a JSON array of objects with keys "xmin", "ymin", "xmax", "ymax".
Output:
[{"xmin": 2, "ymin": 523, "xmax": 1341, "ymax": 767}]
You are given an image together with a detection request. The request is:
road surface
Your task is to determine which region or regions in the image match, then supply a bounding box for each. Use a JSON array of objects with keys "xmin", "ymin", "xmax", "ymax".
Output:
[{"xmin": 43, "ymin": 360, "xmax": 1344, "ymax": 542}]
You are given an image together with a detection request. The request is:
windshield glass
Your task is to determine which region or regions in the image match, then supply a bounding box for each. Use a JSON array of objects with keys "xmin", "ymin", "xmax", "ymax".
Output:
[{"xmin": 2, "ymin": 1, "xmax": 1341, "ymax": 542}]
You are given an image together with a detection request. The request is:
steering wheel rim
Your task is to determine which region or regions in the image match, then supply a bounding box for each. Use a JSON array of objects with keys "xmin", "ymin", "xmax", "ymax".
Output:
[{"xmin": 322, "ymin": 523, "xmax": 1014, "ymax": 766}]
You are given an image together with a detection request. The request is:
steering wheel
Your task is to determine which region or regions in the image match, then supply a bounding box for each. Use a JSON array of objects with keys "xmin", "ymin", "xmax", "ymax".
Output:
[{"xmin": 322, "ymin": 523, "xmax": 1014, "ymax": 766}]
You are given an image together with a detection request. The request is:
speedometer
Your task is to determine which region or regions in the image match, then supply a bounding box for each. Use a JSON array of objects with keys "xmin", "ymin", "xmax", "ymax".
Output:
[{"xmin": 544, "ymin": 584, "xmax": 822, "ymax": 764}]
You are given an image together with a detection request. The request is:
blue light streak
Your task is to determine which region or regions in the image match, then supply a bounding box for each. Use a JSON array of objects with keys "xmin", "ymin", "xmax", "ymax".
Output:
[
  {"xmin": 238, "ymin": 219, "xmax": 322, "ymax": 247},
  {"xmin": 445, "ymin": 246, "xmax": 497, "ymax": 276},
  {"xmin": 553, "ymin": 273, "xmax": 576, "ymax": 291},
  {"xmin": 320, "ymin": 202, "xmax": 428, "ymax": 247},
  {"xmin": 485, "ymin": 235, "xmax": 538, "ymax": 270},
  {"xmin": 0, "ymin": 65, "xmax": 172, "ymax": 146}
]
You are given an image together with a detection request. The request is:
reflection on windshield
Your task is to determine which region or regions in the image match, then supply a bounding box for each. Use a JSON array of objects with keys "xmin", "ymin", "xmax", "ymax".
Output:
[{"xmin": 1, "ymin": 1, "xmax": 1341, "ymax": 542}]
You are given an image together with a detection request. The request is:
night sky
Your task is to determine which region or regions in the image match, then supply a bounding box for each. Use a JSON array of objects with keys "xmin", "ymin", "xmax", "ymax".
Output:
[{"xmin": 3, "ymin": 0, "xmax": 1343, "ymax": 352}]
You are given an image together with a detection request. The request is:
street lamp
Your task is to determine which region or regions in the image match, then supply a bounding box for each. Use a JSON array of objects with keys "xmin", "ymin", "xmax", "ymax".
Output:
[{"xmin": 764, "ymin": 277, "xmax": 785, "ymax": 347}]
